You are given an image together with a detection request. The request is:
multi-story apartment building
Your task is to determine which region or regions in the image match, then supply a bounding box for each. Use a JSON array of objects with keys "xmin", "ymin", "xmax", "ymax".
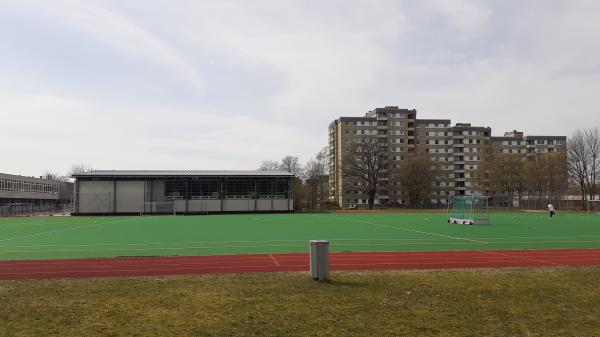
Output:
[
  {"xmin": 329, "ymin": 106, "xmax": 565, "ymax": 208},
  {"xmin": 329, "ymin": 107, "xmax": 416, "ymax": 207},
  {"xmin": 491, "ymin": 130, "xmax": 567, "ymax": 157}
]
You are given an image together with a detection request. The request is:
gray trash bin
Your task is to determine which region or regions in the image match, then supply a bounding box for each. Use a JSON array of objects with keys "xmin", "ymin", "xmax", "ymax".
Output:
[{"xmin": 309, "ymin": 240, "xmax": 329, "ymax": 281}]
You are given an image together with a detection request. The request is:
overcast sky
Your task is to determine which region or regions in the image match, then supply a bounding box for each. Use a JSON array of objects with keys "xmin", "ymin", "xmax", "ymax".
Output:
[{"xmin": 2, "ymin": 0, "xmax": 599, "ymax": 177}]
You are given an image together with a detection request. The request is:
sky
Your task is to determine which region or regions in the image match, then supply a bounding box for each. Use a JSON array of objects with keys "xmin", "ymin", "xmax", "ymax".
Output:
[{"xmin": 1, "ymin": 0, "xmax": 599, "ymax": 177}]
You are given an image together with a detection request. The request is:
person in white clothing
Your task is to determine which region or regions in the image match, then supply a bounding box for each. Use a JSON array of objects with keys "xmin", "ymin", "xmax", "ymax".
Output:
[{"xmin": 547, "ymin": 204, "xmax": 556, "ymax": 218}]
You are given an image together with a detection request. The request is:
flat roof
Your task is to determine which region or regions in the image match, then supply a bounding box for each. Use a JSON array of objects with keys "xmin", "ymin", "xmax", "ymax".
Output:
[
  {"xmin": 72, "ymin": 170, "xmax": 295, "ymax": 178},
  {"xmin": 525, "ymin": 135, "xmax": 567, "ymax": 140},
  {"xmin": 339, "ymin": 117, "xmax": 375, "ymax": 121},
  {"xmin": 0, "ymin": 173, "xmax": 63, "ymax": 185},
  {"xmin": 416, "ymin": 119, "xmax": 451, "ymax": 124}
]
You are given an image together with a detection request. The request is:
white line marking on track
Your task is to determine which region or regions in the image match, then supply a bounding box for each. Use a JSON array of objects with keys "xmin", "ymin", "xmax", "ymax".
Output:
[{"xmin": 269, "ymin": 254, "xmax": 280, "ymax": 266}]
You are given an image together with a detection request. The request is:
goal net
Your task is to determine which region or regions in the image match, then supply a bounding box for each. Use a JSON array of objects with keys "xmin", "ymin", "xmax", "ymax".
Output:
[
  {"xmin": 140, "ymin": 201, "xmax": 176, "ymax": 216},
  {"xmin": 448, "ymin": 196, "xmax": 490, "ymax": 225},
  {"xmin": 587, "ymin": 200, "xmax": 600, "ymax": 214}
]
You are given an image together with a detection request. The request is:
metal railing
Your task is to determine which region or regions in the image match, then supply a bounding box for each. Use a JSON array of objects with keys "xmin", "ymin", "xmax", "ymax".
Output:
[{"xmin": 0, "ymin": 203, "xmax": 71, "ymax": 217}]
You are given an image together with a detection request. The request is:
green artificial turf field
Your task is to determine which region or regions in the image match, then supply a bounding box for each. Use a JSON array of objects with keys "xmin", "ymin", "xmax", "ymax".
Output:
[{"xmin": 0, "ymin": 212, "xmax": 598, "ymax": 260}]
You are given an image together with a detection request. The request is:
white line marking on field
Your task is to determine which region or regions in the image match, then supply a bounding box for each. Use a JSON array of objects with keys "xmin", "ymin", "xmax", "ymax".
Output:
[
  {"xmin": 269, "ymin": 254, "xmax": 280, "ymax": 266},
  {"xmin": 0, "ymin": 244, "xmax": 308, "ymax": 254},
  {"xmin": 0, "ymin": 237, "xmax": 466, "ymax": 249},
  {"xmin": 0, "ymin": 218, "xmax": 138, "ymax": 244},
  {"xmin": 317, "ymin": 215, "xmax": 487, "ymax": 244}
]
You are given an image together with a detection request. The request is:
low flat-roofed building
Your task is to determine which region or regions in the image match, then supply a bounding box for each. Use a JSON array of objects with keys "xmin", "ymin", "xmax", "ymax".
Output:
[
  {"xmin": 0, "ymin": 173, "xmax": 72, "ymax": 216},
  {"xmin": 72, "ymin": 170, "xmax": 295, "ymax": 215}
]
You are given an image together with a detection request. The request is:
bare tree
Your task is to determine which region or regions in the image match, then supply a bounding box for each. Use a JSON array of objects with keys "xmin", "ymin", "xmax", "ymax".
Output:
[
  {"xmin": 527, "ymin": 155, "xmax": 548, "ymax": 207},
  {"xmin": 315, "ymin": 146, "xmax": 330, "ymax": 176},
  {"xmin": 527, "ymin": 152, "xmax": 568, "ymax": 208},
  {"xmin": 568, "ymin": 129, "xmax": 592, "ymax": 208},
  {"xmin": 343, "ymin": 138, "xmax": 386, "ymax": 209},
  {"xmin": 258, "ymin": 160, "xmax": 280, "ymax": 171},
  {"xmin": 393, "ymin": 154, "xmax": 440, "ymax": 207},
  {"xmin": 315, "ymin": 146, "xmax": 331, "ymax": 207},
  {"xmin": 280, "ymin": 155, "xmax": 303, "ymax": 177},
  {"xmin": 483, "ymin": 154, "xmax": 527, "ymax": 208},
  {"xmin": 43, "ymin": 171, "xmax": 70, "ymax": 182},
  {"xmin": 584, "ymin": 128, "xmax": 600, "ymax": 201},
  {"xmin": 68, "ymin": 164, "xmax": 93, "ymax": 177},
  {"xmin": 304, "ymin": 158, "xmax": 325, "ymax": 209}
]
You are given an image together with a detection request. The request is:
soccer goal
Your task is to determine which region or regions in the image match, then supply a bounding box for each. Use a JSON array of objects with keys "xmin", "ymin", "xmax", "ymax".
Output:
[
  {"xmin": 140, "ymin": 201, "xmax": 177, "ymax": 216},
  {"xmin": 587, "ymin": 200, "xmax": 600, "ymax": 214},
  {"xmin": 448, "ymin": 196, "xmax": 490, "ymax": 225}
]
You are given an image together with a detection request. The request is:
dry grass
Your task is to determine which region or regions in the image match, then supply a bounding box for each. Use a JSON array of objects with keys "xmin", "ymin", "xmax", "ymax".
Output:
[{"xmin": 2, "ymin": 267, "xmax": 600, "ymax": 337}]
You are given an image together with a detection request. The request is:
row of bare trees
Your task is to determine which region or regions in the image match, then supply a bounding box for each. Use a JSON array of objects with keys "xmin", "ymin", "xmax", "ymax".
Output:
[
  {"xmin": 43, "ymin": 164, "xmax": 94, "ymax": 182},
  {"xmin": 258, "ymin": 148, "xmax": 332, "ymax": 209},
  {"xmin": 483, "ymin": 127, "xmax": 599, "ymax": 209},
  {"xmin": 342, "ymin": 139, "xmax": 439, "ymax": 209},
  {"xmin": 341, "ymin": 128, "xmax": 596, "ymax": 210},
  {"xmin": 479, "ymin": 152, "xmax": 567, "ymax": 208},
  {"xmin": 568, "ymin": 128, "xmax": 600, "ymax": 206},
  {"xmin": 271, "ymin": 128, "xmax": 600, "ymax": 211}
]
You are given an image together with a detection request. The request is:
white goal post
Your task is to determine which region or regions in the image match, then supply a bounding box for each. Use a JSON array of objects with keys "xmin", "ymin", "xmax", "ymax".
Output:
[
  {"xmin": 587, "ymin": 200, "xmax": 600, "ymax": 213},
  {"xmin": 139, "ymin": 201, "xmax": 177, "ymax": 216}
]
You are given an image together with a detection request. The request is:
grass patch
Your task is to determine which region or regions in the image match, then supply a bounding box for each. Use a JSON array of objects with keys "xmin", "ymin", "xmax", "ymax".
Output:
[{"xmin": 2, "ymin": 267, "xmax": 600, "ymax": 336}]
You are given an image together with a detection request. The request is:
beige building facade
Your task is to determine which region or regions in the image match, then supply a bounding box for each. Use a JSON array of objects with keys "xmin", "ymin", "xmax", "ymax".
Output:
[{"xmin": 329, "ymin": 106, "xmax": 566, "ymax": 208}]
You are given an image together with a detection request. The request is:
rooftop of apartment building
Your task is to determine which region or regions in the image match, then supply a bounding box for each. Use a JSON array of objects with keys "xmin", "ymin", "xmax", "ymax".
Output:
[
  {"xmin": 366, "ymin": 106, "xmax": 416, "ymax": 118},
  {"xmin": 415, "ymin": 119, "xmax": 452, "ymax": 125},
  {"xmin": 331, "ymin": 107, "xmax": 565, "ymax": 140},
  {"xmin": 448, "ymin": 123, "xmax": 492, "ymax": 132},
  {"xmin": 491, "ymin": 130, "xmax": 567, "ymax": 141}
]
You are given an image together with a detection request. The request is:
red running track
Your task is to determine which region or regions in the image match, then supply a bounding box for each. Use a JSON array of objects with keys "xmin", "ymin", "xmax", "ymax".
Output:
[{"xmin": 2, "ymin": 249, "xmax": 600, "ymax": 280}]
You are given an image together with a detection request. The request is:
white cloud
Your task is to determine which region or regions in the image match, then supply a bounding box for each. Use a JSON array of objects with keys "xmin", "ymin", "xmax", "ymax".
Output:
[
  {"xmin": 0, "ymin": 90, "xmax": 319, "ymax": 175},
  {"xmin": 3, "ymin": 0, "xmax": 204, "ymax": 92},
  {"xmin": 429, "ymin": 0, "xmax": 491, "ymax": 38},
  {"xmin": 1, "ymin": 0, "xmax": 600, "ymax": 177}
]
